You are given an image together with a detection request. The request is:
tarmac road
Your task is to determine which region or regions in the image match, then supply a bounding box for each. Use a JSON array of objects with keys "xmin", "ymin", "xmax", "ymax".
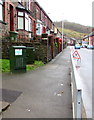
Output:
[
  {"xmin": 77, "ymin": 48, "xmax": 92, "ymax": 118},
  {"xmin": 71, "ymin": 47, "xmax": 93, "ymax": 118},
  {"xmin": 2, "ymin": 47, "xmax": 72, "ymax": 118}
]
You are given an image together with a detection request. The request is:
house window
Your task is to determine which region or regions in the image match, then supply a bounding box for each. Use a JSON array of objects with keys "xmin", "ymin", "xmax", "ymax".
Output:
[
  {"xmin": 29, "ymin": 0, "xmax": 30, "ymax": 10},
  {"xmin": 0, "ymin": 0, "xmax": 3, "ymax": 21},
  {"xmin": 28, "ymin": 18, "xmax": 32, "ymax": 38},
  {"xmin": 18, "ymin": 0, "xmax": 21, "ymax": 3},
  {"xmin": 18, "ymin": 12, "xmax": 24, "ymax": 16},
  {"xmin": 18, "ymin": 17, "xmax": 24, "ymax": 29},
  {"xmin": 28, "ymin": 18, "xmax": 32, "ymax": 31},
  {"xmin": 18, "ymin": 11, "xmax": 24, "ymax": 29},
  {"xmin": 36, "ymin": 8, "xmax": 38, "ymax": 13},
  {"xmin": 24, "ymin": 1, "xmax": 28, "ymax": 10},
  {"xmin": 40, "ymin": 11, "xmax": 42, "ymax": 21},
  {"xmin": 25, "ymin": 13, "xmax": 29, "ymax": 31},
  {"xmin": 36, "ymin": 23, "xmax": 42, "ymax": 35}
]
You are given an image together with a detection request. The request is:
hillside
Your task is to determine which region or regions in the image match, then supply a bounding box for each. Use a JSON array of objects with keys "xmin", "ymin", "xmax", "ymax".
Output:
[
  {"xmin": 54, "ymin": 21, "xmax": 92, "ymax": 34},
  {"xmin": 54, "ymin": 21, "xmax": 91, "ymax": 39},
  {"xmin": 58, "ymin": 27, "xmax": 87, "ymax": 39}
]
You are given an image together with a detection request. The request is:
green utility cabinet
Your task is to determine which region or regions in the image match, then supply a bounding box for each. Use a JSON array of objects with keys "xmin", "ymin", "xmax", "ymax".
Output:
[
  {"xmin": 10, "ymin": 46, "xmax": 26, "ymax": 73},
  {"xmin": 26, "ymin": 47, "xmax": 35, "ymax": 64}
]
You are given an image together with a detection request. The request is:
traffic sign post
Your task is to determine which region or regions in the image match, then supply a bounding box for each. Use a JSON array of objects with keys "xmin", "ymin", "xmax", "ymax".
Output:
[{"xmin": 72, "ymin": 50, "xmax": 81, "ymax": 62}]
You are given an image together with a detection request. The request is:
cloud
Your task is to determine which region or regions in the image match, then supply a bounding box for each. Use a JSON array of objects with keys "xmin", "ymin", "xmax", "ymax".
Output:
[{"xmin": 37, "ymin": 0, "xmax": 93, "ymax": 26}]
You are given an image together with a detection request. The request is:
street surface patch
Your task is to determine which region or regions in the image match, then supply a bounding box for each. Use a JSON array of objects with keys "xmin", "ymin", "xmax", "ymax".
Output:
[{"xmin": 0, "ymin": 89, "xmax": 22, "ymax": 103}]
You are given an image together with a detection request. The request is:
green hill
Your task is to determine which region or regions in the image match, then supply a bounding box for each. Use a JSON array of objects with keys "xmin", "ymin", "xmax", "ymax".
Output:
[
  {"xmin": 54, "ymin": 21, "xmax": 92, "ymax": 33},
  {"xmin": 58, "ymin": 27, "xmax": 87, "ymax": 39},
  {"xmin": 54, "ymin": 21, "xmax": 92, "ymax": 39}
]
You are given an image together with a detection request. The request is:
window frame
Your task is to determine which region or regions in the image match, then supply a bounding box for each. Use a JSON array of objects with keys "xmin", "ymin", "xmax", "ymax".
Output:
[
  {"xmin": 28, "ymin": 17, "xmax": 32, "ymax": 32},
  {"xmin": 17, "ymin": 11, "xmax": 25, "ymax": 30},
  {"xmin": 0, "ymin": 0, "xmax": 4, "ymax": 22},
  {"xmin": 25, "ymin": 13, "xmax": 28, "ymax": 31}
]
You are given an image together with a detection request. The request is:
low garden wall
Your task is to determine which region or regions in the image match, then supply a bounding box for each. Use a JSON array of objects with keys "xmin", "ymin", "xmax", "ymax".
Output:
[{"xmin": 2, "ymin": 38, "xmax": 59, "ymax": 63}]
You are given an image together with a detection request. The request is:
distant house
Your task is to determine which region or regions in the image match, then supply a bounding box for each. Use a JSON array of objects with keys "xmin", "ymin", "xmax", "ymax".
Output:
[
  {"xmin": 82, "ymin": 30, "xmax": 94, "ymax": 46},
  {"xmin": 88, "ymin": 31, "xmax": 94, "ymax": 45},
  {"xmin": 69, "ymin": 37, "xmax": 76, "ymax": 46},
  {"xmin": 82, "ymin": 35, "xmax": 89, "ymax": 46}
]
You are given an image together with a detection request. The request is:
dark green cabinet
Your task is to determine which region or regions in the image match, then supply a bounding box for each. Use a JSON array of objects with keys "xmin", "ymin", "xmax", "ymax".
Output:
[
  {"xmin": 26, "ymin": 47, "xmax": 35, "ymax": 64},
  {"xmin": 10, "ymin": 46, "xmax": 26, "ymax": 73}
]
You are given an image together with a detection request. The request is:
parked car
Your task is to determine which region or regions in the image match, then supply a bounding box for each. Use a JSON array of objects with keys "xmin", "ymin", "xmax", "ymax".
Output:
[
  {"xmin": 74, "ymin": 44, "xmax": 81, "ymax": 49},
  {"xmin": 82, "ymin": 44, "xmax": 88, "ymax": 48},
  {"xmin": 87, "ymin": 45, "xmax": 94, "ymax": 49}
]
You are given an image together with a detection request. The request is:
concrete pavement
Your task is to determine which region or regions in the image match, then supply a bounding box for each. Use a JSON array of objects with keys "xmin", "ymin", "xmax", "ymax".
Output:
[{"xmin": 2, "ymin": 47, "xmax": 73, "ymax": 118}]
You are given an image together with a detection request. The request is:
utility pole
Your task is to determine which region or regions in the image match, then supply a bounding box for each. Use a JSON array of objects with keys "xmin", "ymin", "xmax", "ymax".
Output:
[{"xmin": 62, "ymin": 18, "xmax": 64, "ymax": 51}]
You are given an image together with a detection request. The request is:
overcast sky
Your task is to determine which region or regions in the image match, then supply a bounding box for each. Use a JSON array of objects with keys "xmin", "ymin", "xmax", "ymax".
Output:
[{"xmin": 37, "ymin": 0, "xmax": 93, "ymax": 27}]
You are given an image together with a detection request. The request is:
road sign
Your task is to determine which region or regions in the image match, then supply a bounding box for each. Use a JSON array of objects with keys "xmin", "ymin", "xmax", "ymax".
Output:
[{"xmin": 72, "ymin": 50, "xmax": 81, "ymax": 60}]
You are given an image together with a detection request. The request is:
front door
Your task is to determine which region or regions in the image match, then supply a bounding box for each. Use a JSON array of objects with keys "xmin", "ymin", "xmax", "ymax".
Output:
[{"xmin": 10, "ymin": 5, "xmax": 14, "ymax": 31}]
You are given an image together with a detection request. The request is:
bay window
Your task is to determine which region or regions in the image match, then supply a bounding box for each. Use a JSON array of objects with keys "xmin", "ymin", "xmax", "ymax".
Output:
[
  {"xmin": 18, "ymin": 11, "xmax": 32, "ymax": 33},
  {"xmin": 0, "ymin": 0, "xmax": 3, "ymax": 21}
]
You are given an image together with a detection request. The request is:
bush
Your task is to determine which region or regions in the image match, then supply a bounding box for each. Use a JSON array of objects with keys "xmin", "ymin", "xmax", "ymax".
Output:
[
  {"xmin": 34, "ymin": 61, "xmax": 44, "ymax": 66},
  {"xmin": 26, "ymin": 61, "xmax": 44, "ymax": 71}
]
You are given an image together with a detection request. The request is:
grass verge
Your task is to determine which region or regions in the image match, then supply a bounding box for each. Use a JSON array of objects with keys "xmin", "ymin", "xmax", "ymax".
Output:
[
  {"xmin": 27, "ymin": 61, "xmax": 44, "ymax": 71},
  {"xmin": 0, "ymin": 59, "xmax": 44, "ymax": 72}
]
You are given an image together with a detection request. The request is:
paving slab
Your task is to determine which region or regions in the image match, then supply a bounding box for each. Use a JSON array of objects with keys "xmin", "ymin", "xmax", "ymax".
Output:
[{"xmin": 2, "ymin": 47, "xmax": 73, "ymax": 118}]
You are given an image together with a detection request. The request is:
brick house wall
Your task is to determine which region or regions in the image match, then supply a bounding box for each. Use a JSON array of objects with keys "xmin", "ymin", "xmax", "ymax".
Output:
[
  {"xmin": 1, "ymin": 0, "xmax": 62, "ymax": 41},
  {"xmin": 0, "ymin": 1, "xmax": 17, "ymax": 41},
  {"xmin": 4, "ymin": 1, "xmax": 17, "ymax": 31},
  {"xmin": 4, "ymin": 1, "xmax": 37, "ymax": 41},
  {"xmin": 35, "ymin": 3, "xmax": 41, "ymax": 20},
  {"xmin": 0, "ymin": 22, "xmax": 8, "ymax": 41},
  {"xmin": 1, "ymin": 0, "xmax": 62, "ymax": 62}
]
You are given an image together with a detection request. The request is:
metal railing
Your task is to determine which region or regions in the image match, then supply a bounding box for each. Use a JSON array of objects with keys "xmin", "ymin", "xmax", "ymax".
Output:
[{"xmin": 70, "ymin": 52, "xmax": 87, "ymax": 119}]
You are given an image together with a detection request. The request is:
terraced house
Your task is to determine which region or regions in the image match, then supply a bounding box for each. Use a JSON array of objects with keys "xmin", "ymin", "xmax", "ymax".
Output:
[
  {"xmin": 82, "ymin": 29, "xmax": 94, "ymax": 46},
  {"xmin": 0, "ymin": 0, "xmax": 62, "ymax": 62}
]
